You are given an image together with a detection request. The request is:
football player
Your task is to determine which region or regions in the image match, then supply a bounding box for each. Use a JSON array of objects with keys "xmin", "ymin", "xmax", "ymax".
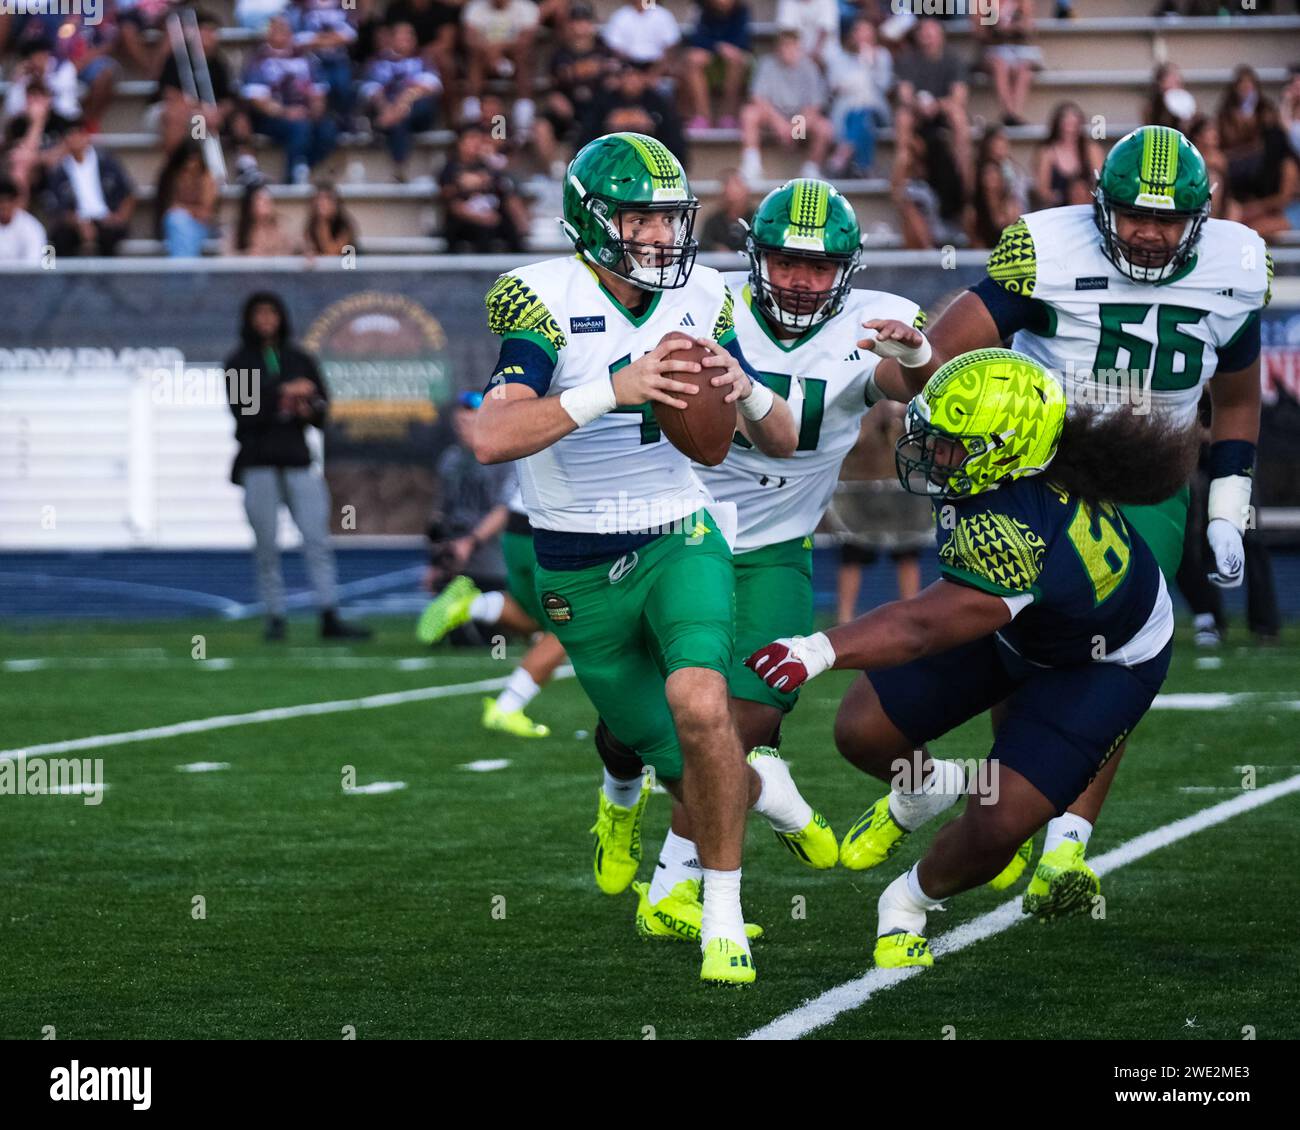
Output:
[
  {"xmin": 618, "ymin": 179, "xmax": 933, "ymax": 941},
  {"xmin": 472, "ymin": 132, "xmax": 832, "ymax": 985},
  {"xmin": 747, "ymin": 348, "xmax": 1195, "ymax": 967},
  {"xmin": 854, "ymin": 125, "xmax": 1271, "ymax": 914}
]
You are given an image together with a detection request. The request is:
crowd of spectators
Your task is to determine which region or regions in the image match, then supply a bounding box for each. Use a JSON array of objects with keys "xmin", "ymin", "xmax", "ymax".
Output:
[{"xmin": 0, "ymin": 1, "xmax": 1297, "ymax": 262}]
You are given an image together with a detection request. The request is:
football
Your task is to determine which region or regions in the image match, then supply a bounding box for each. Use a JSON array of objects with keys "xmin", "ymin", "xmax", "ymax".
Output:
[{"xmin": 651, "ymin": 331, "xmax": 737, "ymax": 467}]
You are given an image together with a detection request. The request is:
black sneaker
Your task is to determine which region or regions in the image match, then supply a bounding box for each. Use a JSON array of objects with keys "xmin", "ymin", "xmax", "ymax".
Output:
[
  {"xmin": 321, "ymin": 610, "xmax": 372, "ymax": 641},
  {"xmin": 264, "ymin": 616, "xmax": 287, "ymax": 642}
]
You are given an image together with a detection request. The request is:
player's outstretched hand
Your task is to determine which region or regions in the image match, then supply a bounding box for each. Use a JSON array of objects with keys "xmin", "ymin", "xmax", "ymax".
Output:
[
  {"xmin": 695, "ymin": 336, "xmax": 752, "ymax": 403},
  {"xmin": 859, "ymin": 319, "xmax": 931, "ymax": 367},
  {"xmin": 744, "ymin": 633, "xmax": 837, "ymax": 692},
  {"xmin": 1206, "ymin": 518, "xmax": 1245, "ymax": 588},
  {"xmin": 611, "ymin": 337, "xmax": 702, "ymax": 410}
]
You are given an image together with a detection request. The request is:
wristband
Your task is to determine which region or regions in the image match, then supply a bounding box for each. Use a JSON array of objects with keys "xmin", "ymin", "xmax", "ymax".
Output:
[
  {"xmin": 864, "ymin": 372, "xmax": 886, "ymax": 407},
  {"xmin": 1206, "ymin": 439, "xmax": 1256, "ymax": 480},
  {"xmin": 738, "ymin": 379, "xmax": 776, "ymax": 421},
  {"xmin": 1207, "ymin": 474, "xmax": 1253, "ymax": 535},
  {"xmin": 869, "ymin": 332, "xmax": 933, "ymax": 369},
  {"xmin": 799, "ymin": 631, "xmax": 838, "ymax": 680},
  {"xmin": 559, "ymin": 378, "xmax": 617, "ymax": 427}
]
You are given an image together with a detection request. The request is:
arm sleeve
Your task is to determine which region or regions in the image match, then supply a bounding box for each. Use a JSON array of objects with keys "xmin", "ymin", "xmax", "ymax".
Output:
[
  {"xmin": 1215, "ymin": 309, "xmax": 1261, "ymax": 373},
  {"xmin": 723, "ymin": 335, "xmax": 767, "ymax": 387},
  {"xmin": 969, "ymin": 216, "xmax": 1057, "ymax": 339},
  {"xmin": 485, "ymin": 336, "xmax": 556, "ymax": 398}
]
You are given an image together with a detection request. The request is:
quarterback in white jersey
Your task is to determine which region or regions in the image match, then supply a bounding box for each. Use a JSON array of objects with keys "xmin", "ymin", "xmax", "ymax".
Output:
[
  {"xmin": 472, "ymin": 132, "xmax": 836, "ymax": 987},
  {"xmin": 878, "ymin": 125, "xmax": 1272, "ymax": 915}
]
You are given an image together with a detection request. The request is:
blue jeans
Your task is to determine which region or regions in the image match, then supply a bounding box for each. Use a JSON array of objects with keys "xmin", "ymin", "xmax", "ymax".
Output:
[
  {"xmin": 378, "ymin": 96, "xmax": 437, "ymax": 165},
  {"xmin": 316, "ymin": 54, "xmax": 355, "ymax": 120},
  {"xmin": 163, "ymin": 208, "xmax": 211, "ymax": 257},
  {"xmin": 842, "ymin": 107, "xmax": 880, "ymax": 172},
  {"xmin": 253, "ymin": 111, "xmax": 339, "ymax": 182}
]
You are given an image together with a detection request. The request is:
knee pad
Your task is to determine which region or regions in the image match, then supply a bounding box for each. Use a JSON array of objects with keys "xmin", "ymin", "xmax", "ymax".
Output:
[{"xmin": 594, "ymin": 718, "xmax": 644, "ymax": 780}]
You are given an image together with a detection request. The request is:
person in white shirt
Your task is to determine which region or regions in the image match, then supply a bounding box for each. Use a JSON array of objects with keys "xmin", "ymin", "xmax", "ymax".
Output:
[
  {"xmin": 0, "ymin": 177, "xmax": 48, "ymax": 265},
  {"xmin": 3, "ymin": 39, "xmax": 82, "ymax": 128},
  {"xmin": 42, "ymin": 123, "xmax": 137, "ymax": 257},
  {"xmin": 603, "ymin": 0, "xmax": 682, "ymax": 76},
  {"xmin": 774, "ymin": 0, "xmax": 839, "ymax": 66},
  {"xmin": 826, "ymin": 17, "xmax": 894, "ymax": 178},
  {"xmin": 462, "ymin": 0, "xmax": 540, "ymax": 130}
]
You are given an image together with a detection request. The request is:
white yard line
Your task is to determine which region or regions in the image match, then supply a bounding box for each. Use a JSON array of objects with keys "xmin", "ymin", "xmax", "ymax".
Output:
[
  {"xmin": 744, "ymin": 772, "xmax": 1300, "ymax": 1042},
  {"xmin": 0, "ymin": 669, "xmax": 574, "ymax": 760}
]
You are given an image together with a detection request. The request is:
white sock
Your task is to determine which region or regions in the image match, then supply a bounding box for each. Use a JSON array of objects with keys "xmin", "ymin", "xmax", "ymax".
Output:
[
  {"xmin": 649, "ymin": 830, "xmax": 701, "ymax": 903},
  {"xmin": 495, "ymin": 667, "xmax": 540, "ymax": 714},
  {"xmin": 469, "ymin": 590, "xmax": 505, "ymax": 624},
  {"xmin": 877, "ymin": 865, "xmax": 945, "ymax": 937},
  {"xmin": 1193, "ymin": 612, "xmax": 1216, "ymax": 631},
  {"xmin": 748, "ymin": 754, "xmax": 813, "ymax": 834},
  {"xmin": 701, "ymin": 867, "xmax": 748, "ymax": 949},
  {"xmin": 602, "ymin": 769, "xmax": 643, "ymax": 808},
  {"xmin": 888, "ymin": 757, "xmax": 966, "ymax": 832},
  {"xmin": 1043, "ymin": 813, "xmax": 1093, "ymax": 854}
]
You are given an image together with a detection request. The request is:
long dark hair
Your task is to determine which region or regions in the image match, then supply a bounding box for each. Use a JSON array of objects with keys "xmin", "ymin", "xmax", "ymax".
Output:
[
  {"xmin": 154, "ymin": 140, "xmax": 206, "ymax": 238},
  {"xmin": 1047, "ymin": 409, "xmax": 1199, "ymax": 507},
  {"xmin": 303, "ymin": 182, "xmax": 356, "ymax": 252},
  {"xmin": 1046, "ymin": 101, "xmax": 1093, "ymax": 184}
]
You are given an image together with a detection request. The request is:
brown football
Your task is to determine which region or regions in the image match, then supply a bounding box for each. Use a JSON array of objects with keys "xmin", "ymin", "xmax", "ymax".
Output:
[{"xmin": 651, "ymin": 332, "xmax": 737, "ymax": 467}]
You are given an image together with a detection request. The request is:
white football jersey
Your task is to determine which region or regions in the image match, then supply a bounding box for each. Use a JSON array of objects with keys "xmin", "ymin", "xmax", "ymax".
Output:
[
  {"xmin": 486, "ymin": 255, "xmax": 735, "ymax": 534},
  {"xmin": 990, "ymin": 206, "xmax": 1272, "ymax": 427},
  {"xmin": 696, "ymin": 275, "xmax": 924, "ymax": 553}
]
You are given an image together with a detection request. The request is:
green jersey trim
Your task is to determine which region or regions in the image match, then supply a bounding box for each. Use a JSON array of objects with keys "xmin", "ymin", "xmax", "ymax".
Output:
[
  {"xmin": 1152, "ymin": 252, "xmax": 1198, "ymax": 287},
  {"xmin": 939, "ymin": 563, "xmax": 1036, "ymax": 600},
  {"xmin": 502, "ymin": 328, "xmax": 560, "ymax": 363}
]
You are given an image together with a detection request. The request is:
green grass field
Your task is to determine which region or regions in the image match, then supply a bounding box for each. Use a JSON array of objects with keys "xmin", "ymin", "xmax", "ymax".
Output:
[{"xmin": 2, "ymin": 616, "xmax": 1298, "ymax": 1041}]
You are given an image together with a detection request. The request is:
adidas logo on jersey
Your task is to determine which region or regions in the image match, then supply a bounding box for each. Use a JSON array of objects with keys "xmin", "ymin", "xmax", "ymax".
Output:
[
  {"xmin": 679, "ymin": 313, "xmax": 696, "ymax": 327},
  {"xmin": 844, "ymin": 350, "xmax": 861, "ymax": 362}
]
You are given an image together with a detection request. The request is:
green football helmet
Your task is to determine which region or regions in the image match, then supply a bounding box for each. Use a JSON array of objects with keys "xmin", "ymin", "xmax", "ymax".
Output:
[
  {"xmin": 561, "ymin": 132, "xmax": 699, "ymax": 291},
  {"xmin": 1094, "ymin": 125, "xmax": 1211, "ymax": 283},
  {"xmin": 745, "ymin": 178, "xmax": 863, "ymax": 333},
  {"xmin": 896, "ymin": 348, "xmax": 1066, "ymax": 499}
]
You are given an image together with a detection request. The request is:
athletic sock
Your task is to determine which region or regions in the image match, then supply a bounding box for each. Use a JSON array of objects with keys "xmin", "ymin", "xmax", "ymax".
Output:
[
  {"xmin": 468, "ymin": 590, "xmax": 505, "ymax": 624},
  {"xmin": 1193, "ymin": 612, "xmax": 1216, "ymax": 631},
  {"xmin": 602, "ymin": 768, "xmax": 643, "ymax": 809},
  {"xmin": 494, "ymin": 667, "xmax": 540, "ymax": 715},
  {"xmin": 701, "ymin": 867, "xmax": 748, "ymax": 948},
  {"xmin": 748, "ymin": 753, "xmax": 813, "ymax": 833},
  {"xmin": 877, "ymin": 864, "xmax": 945, "ymax": 937},
  {"xmin": 888, "ymin": 757, "xmax": 967, "ymax": 832},
  {"xmin": 649, "ymin": 830, "xmax": 702, "ymax": 904},
  {"xmin": 1043, "ymin": 813, "xmax": 1093, "ymax": 855}
]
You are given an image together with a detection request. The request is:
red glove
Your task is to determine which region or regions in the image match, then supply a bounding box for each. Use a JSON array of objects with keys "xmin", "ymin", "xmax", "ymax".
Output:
[{"xmin": 744, "ymin": 633, "xmax": 836, "ymax": 692}]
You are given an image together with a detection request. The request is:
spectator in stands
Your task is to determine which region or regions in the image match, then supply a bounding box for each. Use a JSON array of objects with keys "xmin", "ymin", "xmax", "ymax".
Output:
[
  {"xmin": 54, "ymin": 13, "xmax": 120, "ymax": 130},
  {"xmin": 224, "ymin": 290, "xmax": 371, "ymax": 642},
  {"xmin": 438, "ymin": 123, "xmax": 529, "ymax": 252},
  {"xmin": 1, "ymin": 91, "xmax": 52, "ymax": 206},
  {"xmin": 1217, "ymin": 65, "xmax": 1298, "ymax": 237},
  {"xmin": 42, "ymin": 122, "xmax": 136, "ymax": 257},
  {"xmin": 241, "ymin": 15, "xmax": 338, "ymax": 184},
  {"xmin": 1217, "ymin": 65, "xmax": 1269, "ymax": 158},
  {"xmin": 971, "ymin": 0, "xmax": 1038, "ymax": 128},
  {"xmin": 0, "ymin": 175, "xmax": 47, "ymax": 265},
  {"xmin": 386, "ymin": 0, "xmax": 463, "ymax": 110},
  {"xmin": 286, "ymin": 0, "xmax": 359, "ymax": 122},
  {"xmin": 303, "ymin": 182, "xmax": 358, "ymax": 256},
  {"xmin": 533, "ymin": 3, "xmax": 618, "ymax": 175},
  {"xmin": 682, "ymin": 0, "xmax": 751, "ymax": 131},
  {"xmin": 826, "ymin": 17, "xmax": 893, "ymax": 179},
  {"xmin": 233, "ymin": 181, "xmax": 297, "ymax": 254},
  {"xmin": 236, "ymin": 0, "xmax": 290, "ymax": 32},
  {"xmin": 738, "ymin": 29, "xmax": 832, "ymax": 184},
  {"xmin": 156, "ymin": 139, "xmax": 219, "ymax": 257},
  {"xmin": 698, "ymin": 167, "xmax": 750, "ymax": 252},
  {"xmin": 892, "ymin": 122, "xmax": 965, "ymax": 249},
  {"xmin": 461, "ymin": 0, "xmax": 539, "ymax": 132},
  {"xmin": 893, "ymin": 18, "xmax": 972, "ymax": 196},
  {"xmin": 1282, "ymin": 64, "xmax": 1300, "ymax": 161},
  {"xmin": 1034, "ymin": 100, "xmax": 1102, "ymax": 210},
  {"xmin": 602, "ymin": 0, "xmax": 681, "ymax": 79},
  {"xmin": 1144, "ymin": 62, "xmax": 1196, "ymax": 133},
  {"xmin": 967, "ymin": 158, "xmax": 1019, "ymax": 249},
  {"xmin": 361, "ymin": 20, "xmax": 442, "ymax": 181},
  {"xmin": 774, "ymin": 0, "xmax": 839, "ymax": 68},
  {"xmin": 3, "ymin": 38, "xmax": 81, "ymax": 131},
  {"xmin": 976, "ymin": 124, "xmax": 1032, "ymax": 215},
  {"xmin": 579, "ymin": 60, "xmax": 688, "ymax": 164},
  {"xmin": 152, "ymin": 10, "xmax": 243, "ymax": 156},
  {"xmin": 116, "ymin": 0, "xmax": 176, "ymax": 78},
  {"xmin": 1188, "ymin": 115, "xmax": 1235, "ymax": 221}
]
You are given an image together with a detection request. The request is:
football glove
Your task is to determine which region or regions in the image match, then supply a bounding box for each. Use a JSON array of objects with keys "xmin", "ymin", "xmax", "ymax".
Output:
[
  {"xmin": 744, "ymin": 632, "xmax": 836, "ymax": 692},
  {"xmin": 1206, "ymin": 517, "xmax": 1244, "ymax": 588}
]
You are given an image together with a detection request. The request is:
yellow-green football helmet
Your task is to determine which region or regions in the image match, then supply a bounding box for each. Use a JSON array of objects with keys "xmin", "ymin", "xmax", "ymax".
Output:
[{"xmin": 896, "ymin": 348, "xmax": 1066, "ymax": 498}]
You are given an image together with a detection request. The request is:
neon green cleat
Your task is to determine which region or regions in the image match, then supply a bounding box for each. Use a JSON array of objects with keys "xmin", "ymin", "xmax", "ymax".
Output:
[
  {"xmin": 589, "ymin": 782, "xmax": 649, "ymax": 895},
  {"xmin": 700, "ymin": 937, "xmax": 756, "ymax": 986},
  {"xmin": 1022, "ymin": 840, "xmax": 1100, "ymax": 920},
  {"xmin": 746, "ymin": 747, "xmax": 837, "ymax": 868},
  {"xmin": 874, "ymin": 930, "xmax": 933, "ymax": 969},
  {"xmin": 988, "ymin": 839, "xmax": 1034, "ymax": 891},
  {"xmin": 416, "ymin": 575, "xmax": 480, "ymax": 645},
  {"xmin": 481, "ymin": 697, "xmax": 550, "ymax": 738},
  {"xmin": 840, "ymin": 794, "xmax": 909, "ymax": 871},
  {"xmin": 632, "ymin": 879, "xmax": 764, "ymax": 943}
]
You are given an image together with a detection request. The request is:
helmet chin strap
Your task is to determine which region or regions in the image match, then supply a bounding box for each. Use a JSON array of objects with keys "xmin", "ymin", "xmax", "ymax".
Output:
[{"xmin": 758, "ymin": 252, "xmax": 841, "ymax": 332}]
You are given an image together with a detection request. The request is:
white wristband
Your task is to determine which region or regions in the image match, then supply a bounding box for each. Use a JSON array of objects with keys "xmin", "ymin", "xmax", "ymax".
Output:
[
  {"xmin": 863, "ymin": 372, "xmax": 886, "ymax": 407},
  {"xmin": 559, "ymin": 378, "xmax": 617, "ymax": 427},
  {"xmin": 869, "ymin": 331, "xmax": 932, "ymax": 369},
  {"xmin": 739, "ymin": 379, "xmax": 776, "ymax": 421},
  {"xmin": 1207, "ymin": 474, "xmax": 1253, "ymax": 535},
  {"xmin": 796, "ymin": 631, "xmax": 837, "ymax": 681}
]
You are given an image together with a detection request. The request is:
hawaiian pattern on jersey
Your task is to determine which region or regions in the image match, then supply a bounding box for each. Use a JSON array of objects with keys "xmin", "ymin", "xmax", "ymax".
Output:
[
  {"xmin": 912, "ymin": 308, "xmax": 928, "ymax": 331},
  {"xmin": 987, "ymin": 217, "xmax": 1037, "ymax": 297},
  {"xmin": 939, "ymin": 510, "xmax": 1046, "ymax": 593},
  {"xmin": 486, "ymin": 274, "xmax": 568, "ymax": 357},
  {"xmin": 713, "ymin": 285, "xmax": 735, "ymax": 342},
  {"xmin": 1265, "ymin": 249, "xmax": 1274, "ymax": 306}
]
